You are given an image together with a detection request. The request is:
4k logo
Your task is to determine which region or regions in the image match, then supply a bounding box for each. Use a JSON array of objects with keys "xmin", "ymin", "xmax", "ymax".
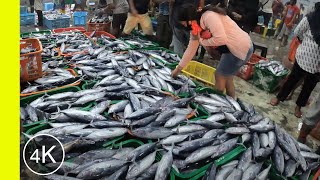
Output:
[{"xmin": 23, "ymin": 134, "xmax": 65, "ymax": 176}]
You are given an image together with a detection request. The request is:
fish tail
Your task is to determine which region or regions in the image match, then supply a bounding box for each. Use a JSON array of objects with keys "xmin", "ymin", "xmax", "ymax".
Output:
[{"xmin": 22, "ymin": 132, "xmax": 33, "ymax": 140}]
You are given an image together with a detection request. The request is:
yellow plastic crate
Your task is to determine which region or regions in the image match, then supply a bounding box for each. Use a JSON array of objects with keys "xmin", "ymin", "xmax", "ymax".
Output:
[{"xmin": 182, "ymin": 61, "xmax": 216, "ymax": 87}]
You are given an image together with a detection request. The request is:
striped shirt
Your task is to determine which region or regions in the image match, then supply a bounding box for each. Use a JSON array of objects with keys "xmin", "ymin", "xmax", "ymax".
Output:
[{"xmin": 295, "ymin": 17, "xmax": 320, "ymax": 74}]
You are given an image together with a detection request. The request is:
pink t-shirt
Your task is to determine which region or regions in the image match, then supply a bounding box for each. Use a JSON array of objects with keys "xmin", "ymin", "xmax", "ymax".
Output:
[{"xmin": 179, "ymin": 11, "xmax": 252, "ymax": 68}]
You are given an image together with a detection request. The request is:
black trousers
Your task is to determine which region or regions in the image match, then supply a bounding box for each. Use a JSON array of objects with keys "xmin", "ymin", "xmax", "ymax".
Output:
[
  {"xmin": 35, "ymin": 10, "xmax": 43, "ymax": 26},
  {"xmin": 156, "ymin": 15, "xmax": 172, "ymax": 49},
  {"xmin": 277, "ymin": 61, "xmax": 319, "ymax": 107},
  {"xmin": 112, "ymin": 13, "xmax": 128, "ymax": 38},
  {"xmin": 29, "ymin": 0, "xmax": 34, "ymax": 12},
  {"xmin": 258, "ymin": 11, "xmax": 272, "ymax": 27}
]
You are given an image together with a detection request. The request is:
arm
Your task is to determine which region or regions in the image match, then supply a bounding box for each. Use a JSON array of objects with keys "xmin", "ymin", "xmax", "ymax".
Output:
[
  {"xmin": 128, "ymin": 0, "xmax": 138, "ymax": 15},
  {"xmin": 172, "ymin": 34, "xmax": 200, "ymax": 77},
  {"xmin": 105, "ymin": 0, "xmax": 115, "ymax": 10},
  {"xmin": 294, "ymin": 17, "xmax": 308, "ymax": 40},
  {"xmin": 198, "ymin": 0, "xmax": 205, "ymax": 10},
  {"xmin": 199, "ymin": 13, "xmax": 228, "ymax": 47}
]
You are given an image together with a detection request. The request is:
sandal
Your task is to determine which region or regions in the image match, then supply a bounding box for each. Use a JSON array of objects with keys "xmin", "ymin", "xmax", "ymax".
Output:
[{"xmin": 270, "ymin": 98, "xmax": 280, "ymax": 106}]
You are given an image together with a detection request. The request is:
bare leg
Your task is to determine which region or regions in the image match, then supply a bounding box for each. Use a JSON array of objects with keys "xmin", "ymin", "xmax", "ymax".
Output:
[
  {"xmin": 215, "ymin": 72, "xmax": 227, "ymax": 94},
  {"xmin": 226, "ymin": 76, "xmax": 235, "ymax": 98}
]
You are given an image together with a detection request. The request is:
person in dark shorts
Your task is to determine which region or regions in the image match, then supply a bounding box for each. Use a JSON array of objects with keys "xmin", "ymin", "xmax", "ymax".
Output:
[
  {"xmin": 154, "ymin": 0, "xmax": 172, "ymax": 48},
  {"xmin": 99, "ymin": 0, "xmax": 129, "ymax": 37}
]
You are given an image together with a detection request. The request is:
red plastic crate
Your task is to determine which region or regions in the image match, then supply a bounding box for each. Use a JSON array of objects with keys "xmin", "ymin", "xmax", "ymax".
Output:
[
  {"xmin": 87, "ymin": 21, "xmax": 111, "ymax": 32},
  {"xmin": 20, "ymin": 38, "xmax": 43, "ymax": 82},
  {"xmin": 238, "ymin": 54, "xmax": 268, "ymax": 80},
  {"xmin": 52, "ymin": 27, "xmax": 86, "ymax": 33}
]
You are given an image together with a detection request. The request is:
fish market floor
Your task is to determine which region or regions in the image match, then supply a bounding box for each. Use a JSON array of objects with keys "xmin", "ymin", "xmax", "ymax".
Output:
[{"xmin": 20, "ymin": 25, "xmax": 320, "ymax": 148}]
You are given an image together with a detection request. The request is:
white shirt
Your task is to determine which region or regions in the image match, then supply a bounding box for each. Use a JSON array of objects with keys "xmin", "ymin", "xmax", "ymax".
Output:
[
  {"xmin": 34, "ymin": 0, "xmax": 43, "ymax": 11},
  {"xmin": 260, "ymin": 0, "xmax": 273, "ymax": 14},
  {"xmin": 295, "ymin": 17, "xmax": 320, "ymax": 74},
  {"xmin": 106, "ymin": 0, "xmax": 129, "ymax": 14}
]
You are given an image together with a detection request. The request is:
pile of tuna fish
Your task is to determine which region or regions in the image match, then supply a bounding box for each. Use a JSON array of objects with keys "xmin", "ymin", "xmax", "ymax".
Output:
[
  {"xmin": 256, "ymin": 60, "xmax": 289, "ymax": 76},
  {"xmin": 22, "ymin": 88, "xmax": 320, "ymax": 180},
  {"xmin": 21, "ymin": 31, "xmax": 319, "ymax": 180}
]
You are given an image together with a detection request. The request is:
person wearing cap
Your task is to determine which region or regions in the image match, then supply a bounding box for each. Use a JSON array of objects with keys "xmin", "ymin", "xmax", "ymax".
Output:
[{"xmin": 171, "ymin": 1, "xmax": 254, "ymax": 98}]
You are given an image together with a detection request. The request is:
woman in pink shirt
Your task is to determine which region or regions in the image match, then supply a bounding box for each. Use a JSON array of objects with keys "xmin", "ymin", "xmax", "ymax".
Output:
[{"xmin": 171, "ymin": 2, "xmax": 254, "ymax": 98}]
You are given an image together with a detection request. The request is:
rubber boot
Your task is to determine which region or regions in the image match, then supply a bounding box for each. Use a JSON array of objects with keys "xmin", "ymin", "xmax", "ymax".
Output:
[{"xmin": 297, "ymin": 123, "xmax": 314, "ymax": 144}]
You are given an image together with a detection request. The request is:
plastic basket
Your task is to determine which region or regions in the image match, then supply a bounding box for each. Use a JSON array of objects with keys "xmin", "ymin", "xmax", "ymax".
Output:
[
  {"xmin": 252, "ymin": 64, "xmax": 290, "ymax": 93},
  {"xmin": 52, "ymin": 27, "xmax": 86, "ymax": 33},
  {"xmin": 237, "ymin": 54, "xmax": 268, "ymax": 80},
  {"xmin": 20, "ymin": 30, "xmax": 52, "ymax": 38},
  {"xmin": 182, "ymin": 61, "xmax": 216, "ymax": 87},
  {"xmin": 43, "ymin": 15, "xmax": 70, "ymax": 29},
  {"xmin": 20, "ymin": 13, "xmax": 35, "ymax": 26},
  {"xmin": 20, "ymin": 6, "xmax": 28, "ymax": 14},
  {"xmin": 44, "ymin": 3, "xmax": 54, "ymax": 11},
  {"xmin": 20, "ymin": 69, "xmax": 81, "ymax": 97},
  {"xmin": 87, "ymin": 21, "xmax": 111, "ymax": 32},
  {"xmin": 20, "ymin": 38, "xmax": 43, "ymax": 83},
  {"xmin": 73, "ymin": 11, "xmax": 88, "ymax": 26}
]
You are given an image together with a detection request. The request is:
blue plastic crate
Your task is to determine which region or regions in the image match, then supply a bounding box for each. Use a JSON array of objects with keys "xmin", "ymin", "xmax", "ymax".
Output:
[
  {"xmin": 43, "ymin": 15, "xmax": 71, "ymax": 29},
  {"xmin": 73, "ymin": 11, "xmax": 88, "ymax": 26},
  {"xmin": 20, "ymin": 6, "xmax": 28, "ymax": 14},
  {"xmin": 44, "ymin": 3, "xmax": 54, "ymax": 11},
  {"xmin": 20, "ymin": 13, "xmax": 35, "ymax": 26}
]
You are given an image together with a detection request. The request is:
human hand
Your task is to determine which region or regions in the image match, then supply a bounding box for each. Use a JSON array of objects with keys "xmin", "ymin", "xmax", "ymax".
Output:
[
  {"xmin": 171, "ymin": 66, "xmax": 183, "ymax": 79},
  {"xmin": 131, "ymin": 9, "xmax": 138, "ymax": 16},
  {"xmin": 232, "ymin": 12, "xmax": 242, "ymax": 20},
  {"xmin": 287, "ymin": 23, "xmax": 293, "ymax": 29}
]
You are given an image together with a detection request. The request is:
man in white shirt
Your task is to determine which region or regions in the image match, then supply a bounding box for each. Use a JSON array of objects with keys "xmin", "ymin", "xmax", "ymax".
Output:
[{"xmin": 259, "ymin": 0, "xmax": 274, "ymax": 27}]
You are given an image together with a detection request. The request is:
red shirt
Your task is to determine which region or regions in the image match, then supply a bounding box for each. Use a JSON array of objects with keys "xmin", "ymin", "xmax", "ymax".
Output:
[{"xmin": 284, "ymin": 5, "xmax": 300, "ymax": 25}]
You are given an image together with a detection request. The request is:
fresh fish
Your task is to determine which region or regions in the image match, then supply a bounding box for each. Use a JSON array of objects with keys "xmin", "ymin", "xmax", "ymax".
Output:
[
  {"xmin": 76, "ymin": 159, "xmax": 127, "ymax": 179},
  {"xmin": 256, "ymin": 164, "xmax": 271, "ymax": 180},
  {"xmin": 241, "ymin": 162, "xmax": 263, "ymax": 180},
  {"xmin": 108, "ymin": 100, "xmax": 129, "ymax": 114},
  {"xmin": 155, "ymin": 149, "xmax": 173, "ymax": 180},
  {"xmin": 225, "ymin": 168, "xmax": 243, "ymax": 180},
  {"xmin": 126, "ymin": 143, "xmax": 156, "ymax": 162},
  {"xmin": 225, "ymin": 127, "xmax": 250, "ymax": 135},
  {"xmin": 126, "ymin": 152, "xmax": 156, "ymax": 179},
  {"xmin": 131, "ymin": 127, "xmax": 173, "ymax": 139},
  {"xmin": 272, "ymin": 145, "xmax": 285, "ymax": 174},
  {"xmin": 259, "ymin": 133, "xmax": 269, "ymax": 148},
  {"xmin": 215, "ymin": 166, "xmax": 235, "ymax": 180},
  {"xmin": 85, "ymin": 128, "xmax": 127, "ymax": 141},
  {"xmin": 90, "ymin": 100, "xmax": 110, "ymax": 114},
  {"xmin": 237, "ymin": 147, "xmax": 252, "ymax": 171},
  {"xmin": 202, "ymin": 163, "xmax": 217, "ymax": 180},
  {"xmin": 160, "ymin": 134, "xmax": 189, "ymax": 145},
  {"xmin": 185, "ymin": 145, "xmax": 220, "ymax": 164},
  {"xmin": 100, "ymin": 165, "xmax": 128, "ymax": 180}
]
